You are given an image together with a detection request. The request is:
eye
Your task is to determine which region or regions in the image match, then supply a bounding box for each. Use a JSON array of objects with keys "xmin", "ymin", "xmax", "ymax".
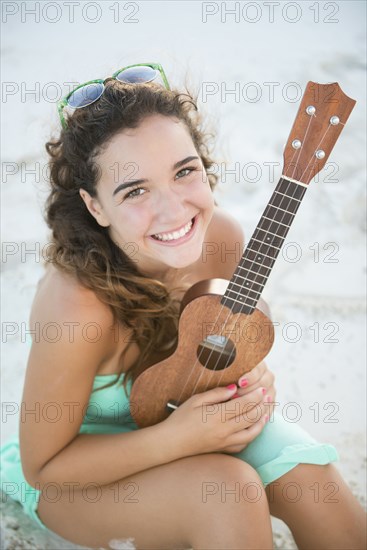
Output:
[
  {"xmin": 175, "ymin": 167, "xmax": 196, "ymax": 179},
  {"xmin": 123, "ymin": 186, "xmax": 146, "ymax": 200}
]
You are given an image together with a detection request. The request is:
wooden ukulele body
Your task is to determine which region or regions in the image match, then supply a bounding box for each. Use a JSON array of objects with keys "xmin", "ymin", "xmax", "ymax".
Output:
[{"xmin": 130, "ymin": 279, "xmax": 274, "ymax": 428}]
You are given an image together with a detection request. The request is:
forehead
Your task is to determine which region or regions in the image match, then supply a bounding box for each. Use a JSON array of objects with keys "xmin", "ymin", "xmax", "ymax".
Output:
[{"xmin": 97, "ymin": 114, "xmax": 196, "ymax": 172}]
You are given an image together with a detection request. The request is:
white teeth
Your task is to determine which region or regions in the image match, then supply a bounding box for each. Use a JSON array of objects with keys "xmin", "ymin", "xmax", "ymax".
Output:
[{"xmin": 153, "ymin": 219, "xmax": 193, "ymax": 241}]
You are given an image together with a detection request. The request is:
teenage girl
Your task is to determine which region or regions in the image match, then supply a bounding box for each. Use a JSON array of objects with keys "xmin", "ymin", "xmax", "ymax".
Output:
[{"xmin": 1, "ymin": 63, "xmax": 365, "ymax": 549}]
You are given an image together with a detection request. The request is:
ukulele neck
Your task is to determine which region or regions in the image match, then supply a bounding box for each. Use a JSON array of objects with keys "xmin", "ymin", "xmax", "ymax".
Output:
[{"xmin": 222, "ymin": 177, "xmax": 308, "ymax": 314}]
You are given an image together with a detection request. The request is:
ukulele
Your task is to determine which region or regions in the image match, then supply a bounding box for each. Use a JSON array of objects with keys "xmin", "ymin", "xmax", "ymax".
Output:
[{"xmin": 130, "ymin": 81, "xmax": 356, "ymax": 429}]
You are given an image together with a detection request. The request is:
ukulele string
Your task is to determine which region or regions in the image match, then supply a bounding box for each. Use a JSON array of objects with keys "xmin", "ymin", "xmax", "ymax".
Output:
[
  {"xmin": 208, "ymin": 177, "xmax": 307, "ymax": 379},
  {"xmin": 173, "ymin": 112, "xmax": 317, "ymax": 407},
  {"xmin": 173, "ymin": 290, "xmax": 236, "ymax": 405},
  {"xmin": 174, "ymin": 175, "xmax": 306, "ymax": 408},
  {"xmin": 172, "ymin": 102, "xmax": 350, "ymax": 412},
  {"xmin": 173, "ymin": 142, "xmax": 310, "ymax": 405},
  {"xmin": 201, "ymin": 113, "xmax": 318, "ymax": 385},
  {"xmin": 289, "ymin": 111, "xmax": 315, "ymax": 181},
  {"xmin": 202, "ymin": 112, "xmax": 317, "ymax": 380},
  {"xmin": 297, "ymin": 124, "xmax": 332, "ymax": 184}
]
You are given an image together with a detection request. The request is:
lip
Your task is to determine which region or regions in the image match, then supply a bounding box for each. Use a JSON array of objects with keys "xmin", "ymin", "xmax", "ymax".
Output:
[{"xmin": 148, "ymin": 215, "xmax": 198, "ymax": 246}]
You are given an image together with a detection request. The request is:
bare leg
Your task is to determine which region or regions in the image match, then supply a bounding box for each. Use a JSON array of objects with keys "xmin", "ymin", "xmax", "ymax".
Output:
[
  {"xmin": 37, "ymin": 453, "xmax": 273, "ymax": 550},
  {"xmin": 266, "ymin": 463, "xmax": 366, "ymax": 549}
]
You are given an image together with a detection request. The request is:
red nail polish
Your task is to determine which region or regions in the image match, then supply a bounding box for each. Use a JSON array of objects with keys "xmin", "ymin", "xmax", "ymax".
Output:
[
  {"xmin": 227, "ymin": 384, "xmax": 237, "ymax": 391},
  {"xmin": 266, "ymin": 395, "xmax": 272, "ymax": 403},
  {"xmin": 261, "ymin": 387, "xmax": 266, "ymax": 395},
  {"xmin": 239, "ymin": 379, "xmax": 248, "ymax": 388},
  {"xmin": 264, "ymin": 415, "xmax": 269, "ymax": 422},
  {"xmin": 232, "ymin": 393, "xmax": 240, "ymax": 399}
]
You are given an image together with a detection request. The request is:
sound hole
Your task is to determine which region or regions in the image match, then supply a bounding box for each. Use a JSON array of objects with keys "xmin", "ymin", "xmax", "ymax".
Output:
[{"xmin": 197, "ymin": 335, "xmax": 236, "ymax": 371}]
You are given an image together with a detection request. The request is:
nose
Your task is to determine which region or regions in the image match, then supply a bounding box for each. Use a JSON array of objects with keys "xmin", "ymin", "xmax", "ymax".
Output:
[{"xmin": 153, "ymin": 185, "xmax": 189, "ymax": 225}]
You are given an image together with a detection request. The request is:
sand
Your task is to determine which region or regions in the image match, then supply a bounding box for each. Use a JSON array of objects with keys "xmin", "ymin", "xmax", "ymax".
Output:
[{"xmin": 1, "ymin": 1, "xmax": 366, "ymax": 548}]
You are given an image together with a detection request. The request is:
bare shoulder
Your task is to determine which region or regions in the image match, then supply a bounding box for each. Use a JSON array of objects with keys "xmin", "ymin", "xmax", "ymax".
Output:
[
  {"xmin": 31, "ymin": 263, "xmax": 111, "ymax": 314},
  {"xmin": 210, "ymin": 207, "xmax": 245, "ymax": 243},
  {"xmin": 30, "ymin": 263, "xmax": 115, "ymax": 342},
  {"xmin": 27, "ymin": 263, "xmax": 129, "ymax": 385},
  {"xmin": 203, "ymin": 206, "xmax": 245, "ymax": 279}
]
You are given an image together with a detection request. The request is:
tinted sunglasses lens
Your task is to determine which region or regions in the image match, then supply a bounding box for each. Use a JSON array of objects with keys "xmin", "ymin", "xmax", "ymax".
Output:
[
  {"xmin": 115, "ymin": 66, "xmax": 157, "ymax": 84},
  {"xmin": 67, "ymin": 82, "xmax": 104, "ymax": 108}
]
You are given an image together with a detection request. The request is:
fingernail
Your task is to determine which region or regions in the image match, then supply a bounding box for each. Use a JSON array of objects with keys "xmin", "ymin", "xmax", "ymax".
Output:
[
  {"xmin": 266, "ymin": 395, "xmax": 272, "ymax": 403},
  {"xmin": 232, "ymin": 393, "xmax": 240, "ymax": 399},
  {"xmin": 261, "ymin": 387, "xmax": 266, "ymax": 395},
  {"xmin": 239, "ymin": 379, "xmax": 248, "ymax": 388},
  {"xmin": 264, "ymin": 415, "xmax": 269, "ymax": 423},
  {"xmin": 227, "ymin": 384, "xmax": 237, "ymax": 391}
]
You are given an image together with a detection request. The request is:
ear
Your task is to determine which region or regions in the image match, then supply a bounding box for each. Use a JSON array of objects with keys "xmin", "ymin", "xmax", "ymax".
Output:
[{"xmin": 79, "ymin": 188, "xmax": 110, "ymax": 228}]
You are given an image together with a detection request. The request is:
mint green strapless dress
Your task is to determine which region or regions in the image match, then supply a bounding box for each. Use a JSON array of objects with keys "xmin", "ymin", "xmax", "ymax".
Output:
[{"xmin": 1, "ymin": 372, "xmax": 338, "ymax": 532}]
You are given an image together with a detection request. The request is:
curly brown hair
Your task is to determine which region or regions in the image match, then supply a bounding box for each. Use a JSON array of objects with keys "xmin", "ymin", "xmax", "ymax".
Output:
[{"xmin": 44, "ymin": 79, "xmax": 218, "ymax": 396}]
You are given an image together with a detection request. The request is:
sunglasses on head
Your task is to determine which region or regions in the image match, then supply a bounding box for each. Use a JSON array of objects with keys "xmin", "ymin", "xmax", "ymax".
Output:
[{"xmin": 57, "ymin": 62, "xmax": 170, "ymax": 129}]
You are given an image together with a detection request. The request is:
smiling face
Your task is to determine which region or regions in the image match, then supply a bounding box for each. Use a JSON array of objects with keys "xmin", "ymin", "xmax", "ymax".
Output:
[{"xmin": 79, "ymin": 114, "xmax": 215, "ymax": 279}]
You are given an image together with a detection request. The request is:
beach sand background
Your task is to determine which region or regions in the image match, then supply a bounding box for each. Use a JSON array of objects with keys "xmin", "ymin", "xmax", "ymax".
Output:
[{"xmin": 1, "ymin": 1, "xmax": 366, "ymax": 548}]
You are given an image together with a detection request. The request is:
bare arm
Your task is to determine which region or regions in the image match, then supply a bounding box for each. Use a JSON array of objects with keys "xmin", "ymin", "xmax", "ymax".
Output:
[
  {"xmin": 20, "ymin": 269, "xmax": 183, "ymax": 489},
  {"xmin": 35, "ymin": 423, "xmax": 179, "ymax": 487}
]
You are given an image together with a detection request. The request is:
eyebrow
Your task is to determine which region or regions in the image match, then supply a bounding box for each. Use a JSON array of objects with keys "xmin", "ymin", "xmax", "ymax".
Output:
[{"xmin": 112, "ymin": 155, "xmax": 200, "ymax": 196}]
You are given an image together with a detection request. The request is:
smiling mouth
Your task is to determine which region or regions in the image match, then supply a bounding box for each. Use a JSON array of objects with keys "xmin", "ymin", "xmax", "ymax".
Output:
[{"xmin": 151, "ymin": 217, "xmax": 196, "ymax": 242}]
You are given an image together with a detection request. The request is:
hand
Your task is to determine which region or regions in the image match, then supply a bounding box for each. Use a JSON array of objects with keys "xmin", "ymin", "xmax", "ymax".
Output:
[
  {"xmin": 237, "ymin": 360, "xmax": 276, "ymax": 413},
  {"xmin": 162, "ymin": 383, "xmax": 270, "ymax": 458},
  {"xmin": 220, "ymin": 360, "xmax": 276, "ymax": 454}
]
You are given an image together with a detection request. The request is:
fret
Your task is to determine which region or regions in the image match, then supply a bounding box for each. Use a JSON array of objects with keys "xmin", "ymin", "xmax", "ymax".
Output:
[
  {"xmin": 221, "ymin": 298, "xmax": 256, "ymax": 315},
  {"xmin": 252, "ymin": 229, "xmax": 284, "ymax": 249},
  {"xmin": 233, "ymin": 266, "xmax": 267, "ymax": 283},
  {"xmin": 258, "ymin": 217, "xmax": 289, "ymax": 237},
  {"xmin": 229, "ymin": 275, "xmax": 264, "ymax": 292},
  {"xmin": 228, "ymin": 281, "xmax": 262, "ymax": 298},
  {"xmin": 274, "ymin": 190, "xmax": 301, "ymax": 203},
  {"xmin": 223, "ymin": 291, "xmax": 257, "ymax": 306},
  {"xmin": 243, "ymin": 256, "xmax": 273, "ymax": 270},
  {"xmin": 265, "ymin": 205, "xmax": 295, "ymax": 226},
  {"xmin": 223, "ymin": 176, "xmax": 308, "ymax": 313},
  {"xmin": 244, "ymin": 250, "xmax": 275, "ymax": 269},
  {"xmin": 277, "ymin": 178, "xmax": 306, "ymax": 200},
  {"xmin": 269, "ymin": 203, "xmax": 298, "ymax": 216},
  {"xmin": 271, "ymin": 192, "xmax": 302, "ymax": 211},
  {"xmin": 235, "ymin": 260, "xmax": 270, "ymax": 278},
  {"xmin": 250, "ymin": 238, "xmax": 281, "ymax": 252},
  {"xmin": 256, "ymin": 227, "xmax": 284, "ymax": 239},
  {"xmin": 262, "ymin": 216, "xmax": 290, "ymax": 229},
  {"xmin": 248, "ymin": 248, "xmax": 279, "ymax": 263}
]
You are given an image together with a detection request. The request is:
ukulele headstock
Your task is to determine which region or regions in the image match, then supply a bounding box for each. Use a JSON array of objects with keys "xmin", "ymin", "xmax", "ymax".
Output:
[{"xmin": 283, "ymin": 82, "xmax": 356, "ymax": 185}]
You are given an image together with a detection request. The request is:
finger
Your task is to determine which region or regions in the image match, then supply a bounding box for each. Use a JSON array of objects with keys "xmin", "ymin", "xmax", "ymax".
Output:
[
  {"xmin": 226, "ymin": 411, "xmax": 269, "ymax": 448},
  {"xmin": 238, "ymin": 367, "xmax": 275, "ymax": 398},
  {"xmin": 238, "ymin": 360, "xmax": 267, "ymax": 388},
  {"xmin": 194, "ymin": 383, "xmax": 238, "ymax": 407},
  {"xmin": 228, "ymin": 396, "xmax": 268, "ymax": 430},
  {"xmin": 230, "ymin": 385, "xmax": 267, "ymax": 407},
  {"xmin": 217, "ymin": 386, "xmax": 266, "ymax": 423},
  {"xmin": 266, "ymin": 380, "xmax": 276, "ymax": 402},
  {"xmin": 248, "ymin": 367, "xmax": 274, "ymax": 394}
]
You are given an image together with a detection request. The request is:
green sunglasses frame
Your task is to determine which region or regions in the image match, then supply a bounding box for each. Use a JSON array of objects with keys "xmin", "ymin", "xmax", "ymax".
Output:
[{"xmin": 57, "ymin": 62, "xmax": 171, "ymax": 129}]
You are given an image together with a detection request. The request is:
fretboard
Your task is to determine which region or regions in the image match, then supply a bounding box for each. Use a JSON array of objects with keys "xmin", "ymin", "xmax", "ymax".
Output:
[{"xmin": 222, "ymin": 177, "xmax": 307, "ymax": 314}]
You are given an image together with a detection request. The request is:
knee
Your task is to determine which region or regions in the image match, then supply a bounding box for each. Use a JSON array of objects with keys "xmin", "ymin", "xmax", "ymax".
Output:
[
  {"xmin": 194, "ymin": 453, "xmax": 266, "ymax": 505},
  {"xmin": 208, "ymin": 453, "xmax": 261, "ymax": 481}
]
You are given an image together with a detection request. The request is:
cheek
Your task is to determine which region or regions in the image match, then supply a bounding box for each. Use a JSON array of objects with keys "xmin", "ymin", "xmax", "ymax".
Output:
[
  {"xmin": 189, "ymin": 179, "xmax": 215, "ymax": 209},
  {"xmin": 199, "ymin": 187, "xmax": 215, "ymax": 214},
  {"xmin": 117, "ymin": 206, "xmax": 153, "ymax": 235}
]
